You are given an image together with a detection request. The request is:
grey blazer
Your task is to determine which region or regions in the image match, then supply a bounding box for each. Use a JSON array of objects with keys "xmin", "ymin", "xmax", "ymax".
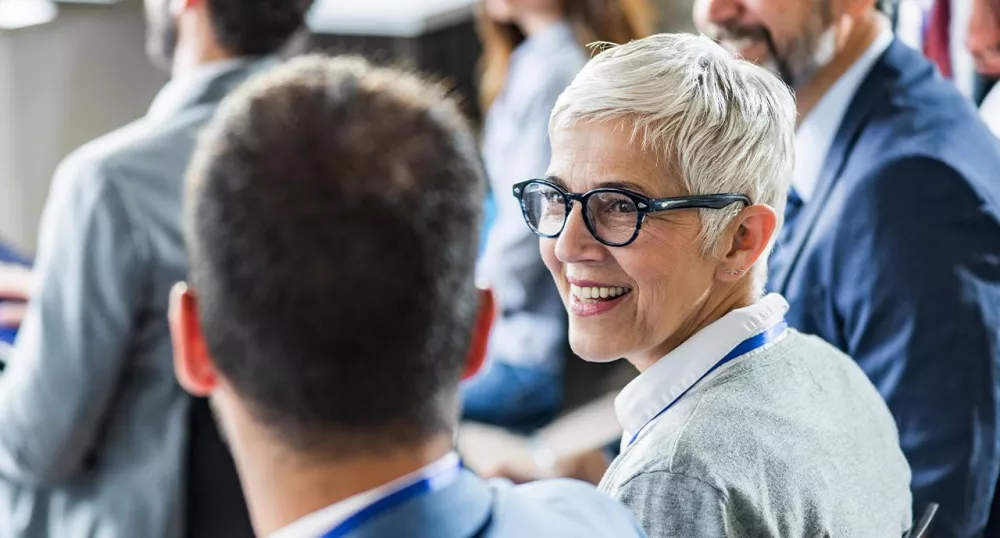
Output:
[{"xmin": 0, "ymin": 59, "xmax": 271, "ymax": 538}]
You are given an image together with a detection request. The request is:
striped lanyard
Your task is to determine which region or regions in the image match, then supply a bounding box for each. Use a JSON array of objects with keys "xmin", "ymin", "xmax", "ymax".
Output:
[
  {"xmin": 320, "ymin": 458, "xmax": 462, "ymax": 538},
  {"xmin": 627, "ymin": 321, "xmax": 788, "ymax": 448}
]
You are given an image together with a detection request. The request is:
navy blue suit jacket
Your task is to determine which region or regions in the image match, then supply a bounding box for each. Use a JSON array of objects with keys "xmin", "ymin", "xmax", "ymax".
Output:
[{"xmin": 769, "ymin": 40, "xmax": 1000, "ymax": 538}]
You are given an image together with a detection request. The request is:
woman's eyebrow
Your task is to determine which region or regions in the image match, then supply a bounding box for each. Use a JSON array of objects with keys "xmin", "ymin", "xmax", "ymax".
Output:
[
  {"xmin": 543, "ymin": 175, "xmax": 568, "ymax": 188},
  {"xmin": 597, "ymin": 180, "xmax": 650, "ymax": 194}
]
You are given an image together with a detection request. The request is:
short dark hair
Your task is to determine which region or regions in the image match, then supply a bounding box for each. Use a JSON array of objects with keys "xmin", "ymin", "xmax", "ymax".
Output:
[
  {"xmin": 185, "ymin": 55, "xmax": 486, "ymax": 456},
  {"xmin": 205, "ymin": 0, "xmax": 314, "ymax": 56}
]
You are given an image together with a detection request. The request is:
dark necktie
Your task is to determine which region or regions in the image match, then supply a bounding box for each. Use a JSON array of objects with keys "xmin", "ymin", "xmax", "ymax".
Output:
[{"xmin": 776, "ymin": 187, "xmax": 805, "ymax": 253}]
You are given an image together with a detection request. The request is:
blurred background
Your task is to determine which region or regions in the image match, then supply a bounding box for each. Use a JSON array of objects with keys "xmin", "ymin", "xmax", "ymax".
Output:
[{"xmin": 0, "ymin": 0, "xmax": 695, "ymax": 252}]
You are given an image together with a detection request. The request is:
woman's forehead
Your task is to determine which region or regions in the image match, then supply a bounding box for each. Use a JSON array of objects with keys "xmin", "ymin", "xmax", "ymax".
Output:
[{"xmin": 547, "ymin": 122, "xmax": 682, "ymax": 196}]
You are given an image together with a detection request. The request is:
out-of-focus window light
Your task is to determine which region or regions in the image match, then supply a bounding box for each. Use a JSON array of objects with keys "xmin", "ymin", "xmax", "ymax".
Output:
[{"xmin": 0, "ymin": 0, "xmax": 57, "ymax": 30}]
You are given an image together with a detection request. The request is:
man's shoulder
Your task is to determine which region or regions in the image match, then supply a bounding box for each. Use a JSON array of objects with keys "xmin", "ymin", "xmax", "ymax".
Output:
[
  {"xmin": 849, "ymin": 63, "xmax": 1000, "ymax": 194},
  {"xmin": 485, "ymin": 478, "xmax": 644, "ymax": 537},
  {"xmin": 51, "ymin": 106, "xmax": 217, "ymax": 202}
]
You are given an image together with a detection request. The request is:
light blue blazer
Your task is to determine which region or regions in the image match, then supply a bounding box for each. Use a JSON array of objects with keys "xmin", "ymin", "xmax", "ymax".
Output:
[{"xmin": 343, "ymin": 470, "xmax": 646, "ymax": 538}]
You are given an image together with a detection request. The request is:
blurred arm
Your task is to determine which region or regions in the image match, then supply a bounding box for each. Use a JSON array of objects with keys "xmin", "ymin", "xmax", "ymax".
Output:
[
  {"xmin": 0, "ymin": 154, "xmax": 146, "ymax": 485},
  {"xmin": 834, "ymin": 156, "xmax": 1000, "ymax": 538}
]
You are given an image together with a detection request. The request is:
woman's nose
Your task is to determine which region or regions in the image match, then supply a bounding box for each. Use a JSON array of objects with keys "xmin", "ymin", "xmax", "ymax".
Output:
[{"xmin": 553, "ymin": 203, "xmax": 608, "ymax": 265}]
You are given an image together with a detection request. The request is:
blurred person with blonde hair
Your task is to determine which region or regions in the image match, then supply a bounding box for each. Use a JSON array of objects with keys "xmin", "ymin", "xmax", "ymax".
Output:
[{"xmin": 467, "ymin": 0, "xmax": 656, "ymax": 430}]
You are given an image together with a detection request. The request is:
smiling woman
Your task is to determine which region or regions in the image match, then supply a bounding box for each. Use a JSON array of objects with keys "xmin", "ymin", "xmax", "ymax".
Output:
[{"xmin": 513, "ymin": 32, "xmax": 915, "ymax": 537}]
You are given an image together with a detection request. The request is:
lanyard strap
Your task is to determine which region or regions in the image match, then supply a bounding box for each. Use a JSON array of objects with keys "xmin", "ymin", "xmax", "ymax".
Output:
[
  {"xmin": 320, "ymin": 460, "xmax": 462, "ymax": 538},
  {"xmin": 627, "ymin": 321, "xmax": 788, "ymax": 448}
]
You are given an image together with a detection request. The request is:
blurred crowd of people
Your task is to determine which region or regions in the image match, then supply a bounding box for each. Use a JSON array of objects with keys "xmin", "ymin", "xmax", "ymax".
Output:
[{"xmin": 0, "ymin": 0, "xmax": 997, "ymax": 537}]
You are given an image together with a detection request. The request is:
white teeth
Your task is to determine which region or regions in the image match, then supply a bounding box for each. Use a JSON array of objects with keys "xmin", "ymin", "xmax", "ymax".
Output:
[{"xmin": 570, "ymin": 284, "xmax": 632, "ymax": 302}]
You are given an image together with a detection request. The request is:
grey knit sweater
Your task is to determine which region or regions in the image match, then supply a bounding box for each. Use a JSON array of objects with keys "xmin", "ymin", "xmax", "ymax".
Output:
[{"xmin": 600, "ymin": 330, "xmax": 913, "ymax": 537}]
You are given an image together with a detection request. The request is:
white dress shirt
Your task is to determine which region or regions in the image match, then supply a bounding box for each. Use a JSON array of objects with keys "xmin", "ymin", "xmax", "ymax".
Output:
[
  {"xmin": 981, "ymin": 84, "xmax": 1000, "ymax": 137},
  {"xmin": 270, "ymin": 452, "xmax": 461, "ymax": 538},
  {"xmin": 147, "ymin": 57, "xmax": 254, "ymax": 122},
  {"xmin": 615, "ymin": 294, "xmax": 790, "ymax": 450},
  {"xmin": 794, "ymin": 29, "xmax": 894, "ymax": 202}
]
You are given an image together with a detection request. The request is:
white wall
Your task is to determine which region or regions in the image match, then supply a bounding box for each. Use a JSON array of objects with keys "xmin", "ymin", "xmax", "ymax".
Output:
[
  {"xmin": 656, "ymin": 0, "xmax": 697, "ymax": 33},
  {"xmin": 0, "ymin": 0, "xmax": 165, "ymax": 253}
]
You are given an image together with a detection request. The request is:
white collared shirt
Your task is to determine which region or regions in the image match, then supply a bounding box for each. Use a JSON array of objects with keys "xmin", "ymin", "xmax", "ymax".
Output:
[
  {"xmin": 146, "ymin": 57, "xmax": 254, "ymax": 122},
  {"xmin": 615, "ymin": 294, "xmax": 790, "ymax": 449},
  {"xmin": 981, "ymin": 84, "xmax": 1000, "ymax": 138},
  {"xmin": 270, "ymin": 452, "xmax": 461, "ymax": 538},
  {"xmin": 793, "ymin": 29, "xmax": 894, "ymax": 202}
]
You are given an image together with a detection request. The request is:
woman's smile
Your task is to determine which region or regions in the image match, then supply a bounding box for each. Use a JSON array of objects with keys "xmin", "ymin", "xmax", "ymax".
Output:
[{"xmin": 567, "ymin": 278, "xmax": 634, "ymax": 317}]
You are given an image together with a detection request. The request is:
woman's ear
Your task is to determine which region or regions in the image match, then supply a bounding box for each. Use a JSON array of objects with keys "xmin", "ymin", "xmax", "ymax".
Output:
[
  {"xmin": 463, "ymin": 288, "xmax": 496, "ymax": 381},
  {"xmin": 717, "ymin": 204, "xmax": 778, "ymax": 282}
]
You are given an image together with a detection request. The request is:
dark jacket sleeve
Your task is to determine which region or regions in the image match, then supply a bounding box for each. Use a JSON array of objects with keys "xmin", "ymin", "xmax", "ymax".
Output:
[
  {"xmin": 832, "ymin": 155, "xmax": 1000, "ymax": 538},
  {"xmin": 0, "ymin": 152, "xmax": 147, "ymax": 485}
]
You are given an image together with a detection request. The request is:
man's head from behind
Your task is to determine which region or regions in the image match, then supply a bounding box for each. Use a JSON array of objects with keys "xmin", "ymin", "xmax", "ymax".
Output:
[
  {"xmin": 693, "ymin": 0, "xmax": 881, "ymax": 88},
  {"xmin": 170, "ymin": 55, "xmax": 493, "ymax": 461},
  {"xmin": 145, "ymin": 0, "xmax": 314, "ymax": 70}
]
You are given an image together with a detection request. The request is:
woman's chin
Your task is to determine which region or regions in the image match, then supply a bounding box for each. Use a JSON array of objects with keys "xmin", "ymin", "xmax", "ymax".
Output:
[{"xmin": 569, "ymin": 338, "xmax": 625, "ymax": 364}]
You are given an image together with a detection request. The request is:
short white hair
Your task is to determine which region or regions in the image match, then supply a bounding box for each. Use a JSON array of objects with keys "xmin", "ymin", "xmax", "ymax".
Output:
[{"xmin": 550, "ymin": 33, "xmax": 796, "ymax": 291}]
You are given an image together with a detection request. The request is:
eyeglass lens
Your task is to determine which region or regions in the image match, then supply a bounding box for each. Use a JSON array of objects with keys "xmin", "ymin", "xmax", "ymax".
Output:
[{"xmin": 521, "ymin": 182, "xmax": 640, "ymax": 245}]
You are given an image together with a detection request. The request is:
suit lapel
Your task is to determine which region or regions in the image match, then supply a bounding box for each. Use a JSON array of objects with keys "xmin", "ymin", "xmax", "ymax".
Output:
[
  {"xmin": 346, "ymin": 470, "xmax": 494, "ymax": 538},
  {"xmin": 771, "ymin": 41, "xmax": 906, "ymax": 293}
]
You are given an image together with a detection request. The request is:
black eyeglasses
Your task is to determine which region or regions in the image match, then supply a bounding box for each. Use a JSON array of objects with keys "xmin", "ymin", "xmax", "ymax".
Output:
[{"xmin": 513, "ymin": 179, "xmax": 752, "ymax": 247}]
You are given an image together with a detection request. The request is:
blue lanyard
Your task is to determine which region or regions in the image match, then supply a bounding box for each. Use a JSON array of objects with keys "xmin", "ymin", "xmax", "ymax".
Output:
[
  {"xmin": 627, "ymin": 321, "xmax": 788, "ymax": 447},
  {"xmin": 320, "ymin": 459, "xmax": 462, "ymax": 538}
]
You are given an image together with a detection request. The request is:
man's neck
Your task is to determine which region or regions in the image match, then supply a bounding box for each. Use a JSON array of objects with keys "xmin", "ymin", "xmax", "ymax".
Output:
[
  {"xmin": 795, "ymin": 11, "xmax": 888, "ymax": 125},
  {"xmin": 236, "ymin": 431, "xmax": 454, "ymax": 537}
]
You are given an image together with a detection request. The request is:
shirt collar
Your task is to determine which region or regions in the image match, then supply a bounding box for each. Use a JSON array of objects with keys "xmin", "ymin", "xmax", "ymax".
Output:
[
  {"xmin": 146, "ymin": 57, "xmax": 255, "ymax": 122},
  {"xmin": 269, "ymin": 452, "xmax": 461, "ymax": 538},
  {"xmin": 615, "ymin": 294, "xmax": 789, "ymax": 442},
  {"xmin": 793, "ymin": 28, "xmax": 894, "ymax": 202}
]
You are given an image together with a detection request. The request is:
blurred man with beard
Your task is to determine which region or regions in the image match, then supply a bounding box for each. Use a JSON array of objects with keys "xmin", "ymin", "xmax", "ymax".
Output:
[
  {"xmin": 969, "ymin": 0, "xmax": 1000, "ymax": 135},
  {"xmin": 0, "ymin": 1, "xmax": 311, "ymax": 536},
  {"xmin": 694, "ymin": 0, "xmax": 1000, "ymax": 536}
]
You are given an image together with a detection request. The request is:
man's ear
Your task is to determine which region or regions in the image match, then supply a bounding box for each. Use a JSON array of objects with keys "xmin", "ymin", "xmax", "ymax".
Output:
[
  {"xmin": 169, "ymin": 282, "xmax": 219, "ymax": 397},
  {"xmin": 716, "ymin": 204, "xmax": 778, "ymax": 282},
  {"xmin": 462, "ymin": 288, "xmax": 496, "ymax": 381}
]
